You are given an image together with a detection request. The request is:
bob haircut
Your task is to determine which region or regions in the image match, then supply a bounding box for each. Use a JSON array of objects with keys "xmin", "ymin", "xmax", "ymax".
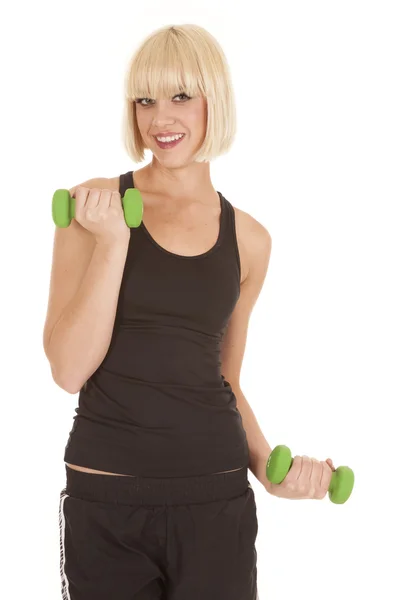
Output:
[{"xmin": 122, "ymin": 24, "xmax": 237, "ymax": 163}]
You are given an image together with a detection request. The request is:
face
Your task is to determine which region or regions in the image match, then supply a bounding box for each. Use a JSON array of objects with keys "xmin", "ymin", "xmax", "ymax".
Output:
[{"xmin": 134, "ymin": 93, "xmax": 207, "ymax": 166}]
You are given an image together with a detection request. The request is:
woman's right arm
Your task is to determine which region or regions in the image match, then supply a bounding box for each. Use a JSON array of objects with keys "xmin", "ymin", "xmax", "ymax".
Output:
[{"xmin": 42, "ymin": 177, "xmax": 130, "ymax": 394}]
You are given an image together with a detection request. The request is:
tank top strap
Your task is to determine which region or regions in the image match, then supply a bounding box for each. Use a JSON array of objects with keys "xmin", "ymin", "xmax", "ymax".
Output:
[
  {"xmin": 220, "ymin": 195, "xmax": 237, "ymax": 247},
  {"xmin": 220, "ymin": 194, "xmax": 231, "ymax": 228},
  {"xmin": 219, "ymin": 194, "xmax": 241, "ymax": 281},
  {"xmin": 119, "ymin": 170, "xmax": 134, "ymax": 197}
]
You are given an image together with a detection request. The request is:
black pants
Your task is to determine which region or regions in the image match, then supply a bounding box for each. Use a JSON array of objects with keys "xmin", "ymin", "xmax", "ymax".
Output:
[{"xmin": 59, "ymin": 465, "xmax": 258, "ymax": 600}]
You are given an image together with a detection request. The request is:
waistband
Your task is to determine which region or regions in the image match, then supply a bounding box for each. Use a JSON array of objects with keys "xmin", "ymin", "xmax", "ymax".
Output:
[{"xmin": 64, "ymin": 465, "xmax": 250, "ymax": 506}]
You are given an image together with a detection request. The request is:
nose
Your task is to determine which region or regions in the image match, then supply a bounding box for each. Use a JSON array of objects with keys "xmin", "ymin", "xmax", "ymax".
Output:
[{"xmin": 151, "ymin": 99, "xmax": 176, "ymax": 127}]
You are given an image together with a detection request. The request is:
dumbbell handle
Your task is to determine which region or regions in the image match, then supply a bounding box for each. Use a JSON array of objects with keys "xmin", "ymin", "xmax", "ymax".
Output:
[{"xmin": 266, "ymin": 445, "xmax": 354, "ymax": 504}]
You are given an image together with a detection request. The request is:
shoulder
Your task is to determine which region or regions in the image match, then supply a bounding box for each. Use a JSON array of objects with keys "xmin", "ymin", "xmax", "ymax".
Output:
[{"xmin": 230, "ymin": 203, "xmax": 272, "ymax": 284}]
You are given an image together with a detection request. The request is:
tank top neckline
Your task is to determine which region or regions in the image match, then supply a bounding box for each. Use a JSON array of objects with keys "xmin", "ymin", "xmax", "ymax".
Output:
[{"xmin": 129, "ymin": 170, "xmax": 226, "ymax": 261}]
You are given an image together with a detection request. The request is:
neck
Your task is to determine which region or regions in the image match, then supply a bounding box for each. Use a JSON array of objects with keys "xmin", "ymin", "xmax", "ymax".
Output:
[{"xmin": 142, "ymin": 158, "xmax": 214, "ymax": 200}]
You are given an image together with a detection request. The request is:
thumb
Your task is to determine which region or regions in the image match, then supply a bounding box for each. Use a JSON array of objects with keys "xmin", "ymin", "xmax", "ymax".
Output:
[{"xmin": 326, "ymin": 458, "xmax": 336, "ymax": 471}]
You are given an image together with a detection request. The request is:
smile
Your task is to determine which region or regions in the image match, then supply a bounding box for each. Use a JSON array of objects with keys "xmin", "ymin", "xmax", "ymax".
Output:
[{"xmin": 154, "ymin": 134, "xmax": 186, "ymax": 150}]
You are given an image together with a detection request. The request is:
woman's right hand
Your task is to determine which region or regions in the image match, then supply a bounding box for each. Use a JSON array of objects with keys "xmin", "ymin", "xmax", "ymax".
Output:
[{"xmin": 71, "ymin": 186, "xmax": 130, "ymax": 245}]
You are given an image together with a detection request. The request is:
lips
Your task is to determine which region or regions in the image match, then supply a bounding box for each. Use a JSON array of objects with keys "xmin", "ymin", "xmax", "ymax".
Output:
[{"xmin": 154, "ymin": 134, "xmax": 185, "ymax": 150}]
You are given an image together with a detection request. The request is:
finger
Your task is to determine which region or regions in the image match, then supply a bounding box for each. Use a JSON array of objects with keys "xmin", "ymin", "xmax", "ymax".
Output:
[
  {"xmin": 74, "ymin": 185, "xmax": 89, "ymax": 205},
  {"xmin": 310, "ymin": 458, "xmax": 323, "ymax": 498},
  {"xmin": 99, "ymin": 189, "xmax": 113, "ymax": 209},
  {"xmin": 74, "ymin": 186, "xmax": 90, "ymax": 219},
  {"xmin": 69, "ymin": 185, "xmax": 78, "ymax": 198},
  {"xmin": 293, "ymin": 456, "xmax": 312, "ymax": 495},
  {"xmin": 110, "ymin": 191, "xmax": 122, "ymax": 208},
  {"xmin": 282, "ymin": 455, "xmax": 302, "ymax": 484},
  {"xmin": 86, "ymin": 188, "xmax": 101, "ymax": 209},
  {"xmin": 300, "ymin": 455, "xmax": 313, "ymax": 482},
  {"xmin": 319, "ymin": 461, "xmax": 333, "ymax": 498}
]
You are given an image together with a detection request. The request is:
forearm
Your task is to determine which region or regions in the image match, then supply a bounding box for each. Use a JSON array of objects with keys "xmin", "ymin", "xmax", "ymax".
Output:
[
  {"xmin": 47, "ymin": 239, "xmax": 130, "ymax": 392},
  {"xmin": 235, "ymin": 387, "xmax": 273, "ymax": 491}
]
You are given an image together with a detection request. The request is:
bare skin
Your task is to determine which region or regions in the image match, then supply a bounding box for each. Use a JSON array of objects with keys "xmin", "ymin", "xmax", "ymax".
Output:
[{"xmin": 66, "ymin": 165, "xmax": 253, "ymax": 478}]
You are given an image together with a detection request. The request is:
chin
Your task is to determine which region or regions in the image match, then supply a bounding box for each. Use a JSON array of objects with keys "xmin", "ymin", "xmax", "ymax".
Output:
[{"xmin": 155, "ymin": 152, "xmax": 194, "ymax": 168}]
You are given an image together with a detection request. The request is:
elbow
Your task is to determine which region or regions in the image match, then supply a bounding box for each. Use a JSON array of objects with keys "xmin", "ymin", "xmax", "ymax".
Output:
[
  {"xmin": 57, "ymin": 372, "xmax": 83, "ymax": 394},
  {"xmin": 50, "ymin": 363, "xmax": 82, "ymax": 394},
  {"xmin": 43, "ymin": 339, "xmax": 82, "ymax": 394},
  {"xmin": 59, "ymin": 380, "xmax": 81, "ymax": 395}
]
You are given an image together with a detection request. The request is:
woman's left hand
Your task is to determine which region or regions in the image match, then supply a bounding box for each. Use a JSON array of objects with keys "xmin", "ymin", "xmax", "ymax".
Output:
[{"xmin": 267, "ymin": 456, "xmax": 336, "ymax": 500}]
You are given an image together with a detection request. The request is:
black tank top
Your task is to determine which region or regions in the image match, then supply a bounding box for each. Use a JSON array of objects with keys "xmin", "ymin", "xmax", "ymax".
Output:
[{"xmin": 64, "ymin": 171, "xmax": 250, "ymax": 477}]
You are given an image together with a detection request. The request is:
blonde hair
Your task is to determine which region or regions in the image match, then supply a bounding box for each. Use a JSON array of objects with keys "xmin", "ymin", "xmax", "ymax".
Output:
[{"xmin": 122, "ymin": 24, "xmax": 237, "ymax": 163}]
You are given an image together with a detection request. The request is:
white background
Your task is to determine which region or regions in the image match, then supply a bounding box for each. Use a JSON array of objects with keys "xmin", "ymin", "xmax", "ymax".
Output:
[{"xmin": 1, "ymin": 1, "xmax": 399, "ymax": 598}]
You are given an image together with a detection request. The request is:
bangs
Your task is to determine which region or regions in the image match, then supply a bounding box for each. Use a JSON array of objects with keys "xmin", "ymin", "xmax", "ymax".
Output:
[{"xmin": 126, "ymin": 30, "xmax": 206, "ymax": 101}]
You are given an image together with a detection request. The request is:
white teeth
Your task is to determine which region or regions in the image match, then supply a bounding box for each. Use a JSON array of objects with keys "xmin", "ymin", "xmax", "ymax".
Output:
[{"xmin": 156, "ymin": 133, "xmax": 184, "ymax": 142}]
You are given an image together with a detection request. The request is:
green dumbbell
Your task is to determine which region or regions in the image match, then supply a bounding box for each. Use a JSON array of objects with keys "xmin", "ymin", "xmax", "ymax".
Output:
[
  {"xmin": 52, "ymin": 188, "xmax": 143, "ymax": 228},
  {"xmin": 266, "ymin": 445, "xmax": 354, "ymax": 504}
]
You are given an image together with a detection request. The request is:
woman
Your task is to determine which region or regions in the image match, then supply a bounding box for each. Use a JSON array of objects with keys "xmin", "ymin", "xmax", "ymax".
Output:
[{"xmin": 44, "ymin": 23, "xmax": 334, "ymax": 600}]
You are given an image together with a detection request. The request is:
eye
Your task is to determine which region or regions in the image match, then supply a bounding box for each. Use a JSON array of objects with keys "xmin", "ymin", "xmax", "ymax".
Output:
[
  {"xmin": 173, "ymin": 93, "xmax": 191, "ymax": 102},
  {"xmin": 134, "ymin": 98, "xmax": 154, "ymax": 106}
]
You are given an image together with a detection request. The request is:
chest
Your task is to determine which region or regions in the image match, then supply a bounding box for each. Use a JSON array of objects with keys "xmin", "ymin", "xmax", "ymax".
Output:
[{"xmin": 139, "ymin": 194, "xmax": 248, "ymax": 282}]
